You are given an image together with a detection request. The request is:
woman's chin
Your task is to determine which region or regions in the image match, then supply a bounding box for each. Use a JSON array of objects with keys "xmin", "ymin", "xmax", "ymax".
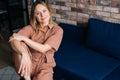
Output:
[{"xmin": 41, "ymin": 20, "xmax": 49, "ymax": 24}]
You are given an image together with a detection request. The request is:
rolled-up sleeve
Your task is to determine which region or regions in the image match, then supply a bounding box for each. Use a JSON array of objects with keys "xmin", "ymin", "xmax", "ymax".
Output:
[
  {"xmin": 9, "ymin": 25, "xmax": 33, "ymax": 42},
  {"xmin": 17, "ymin": 25, "xmax": 33, "ymax": 37},
  {"xmin": 45, "ymin": 27, "xmax": 63, "ymax": 52}
]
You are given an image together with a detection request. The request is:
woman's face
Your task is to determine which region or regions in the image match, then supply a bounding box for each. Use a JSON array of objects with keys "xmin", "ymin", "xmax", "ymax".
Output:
[{"xmin": 34, "ymin": 4, "xmax": 50, "ymax": 25}]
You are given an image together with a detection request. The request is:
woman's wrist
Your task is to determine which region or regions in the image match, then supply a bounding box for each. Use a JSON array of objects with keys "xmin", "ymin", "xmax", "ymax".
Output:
[{"xmin": 23, "ymin": 37, "xmax": 28, "ymax": 43}]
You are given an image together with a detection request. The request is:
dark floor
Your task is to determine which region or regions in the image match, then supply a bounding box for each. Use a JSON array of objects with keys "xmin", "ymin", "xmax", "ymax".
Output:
[
  {"xmin": 0, "ymin": 39, "xmax": 20, "ymax": 80},
  {"xmin": 0, "ymin": 66, "xmax": 20, "ymax": 80}
]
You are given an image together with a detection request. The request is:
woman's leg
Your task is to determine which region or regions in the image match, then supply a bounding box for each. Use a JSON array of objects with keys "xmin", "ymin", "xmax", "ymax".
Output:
[
  {"xmin": 12, "ymin": 42, "xmax": 32, "ymax": 80},
  {"xmin": 32, "ymin": 67, "xmax": 53, "ymax": 80}
]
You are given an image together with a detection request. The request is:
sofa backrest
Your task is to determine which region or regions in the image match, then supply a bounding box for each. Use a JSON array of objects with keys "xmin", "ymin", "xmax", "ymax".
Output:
[
  {"xmin": 85, "ymin": 18, "xmax": 120, "ymax": 60},
  {"xmin": 59, "ymin": 23, "xmax": 86, "ymax": 44}
]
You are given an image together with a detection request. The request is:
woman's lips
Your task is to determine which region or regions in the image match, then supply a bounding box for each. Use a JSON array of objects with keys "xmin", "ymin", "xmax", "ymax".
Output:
[{"xmin": 41, "ymin": 17, "xmax": 46, "ymax": 20}]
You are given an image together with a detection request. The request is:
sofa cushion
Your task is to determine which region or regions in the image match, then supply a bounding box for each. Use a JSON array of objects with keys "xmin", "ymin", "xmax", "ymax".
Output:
[
  {"xmin": 59, "ymin": 23, "xmax": 86, "ymax": 44},
  {"xmin": 103, "ymin": 66, "xmax": 120, "ymax": 80},
  {"xmin": 55, "ymin": 41, "xmax": 120, "ymax": 80},
  {"xmin": 85, "ymin": 18, "xmax": 120, "ymax": 60}
]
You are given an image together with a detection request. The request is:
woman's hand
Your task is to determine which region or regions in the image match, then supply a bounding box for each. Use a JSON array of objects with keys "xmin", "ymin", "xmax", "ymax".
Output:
[
  {"xmin": 18, "ymin": 53, "xmax": 31, "ymax": 79},
  {"xmin": 13, "ymin": 33, "xmax": 27, "ymax": 41}
]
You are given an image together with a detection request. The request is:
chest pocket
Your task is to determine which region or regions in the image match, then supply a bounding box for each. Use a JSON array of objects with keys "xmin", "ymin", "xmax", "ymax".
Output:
[{"xmin": 31, "ymin": 31, "xmax": 46, "ymax": 43}]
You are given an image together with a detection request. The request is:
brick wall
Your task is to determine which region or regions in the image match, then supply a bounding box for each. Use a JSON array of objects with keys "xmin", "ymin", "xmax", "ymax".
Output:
[{"xmin": 27, "ymin": 0, "xmax": 120, "ymax": 26}]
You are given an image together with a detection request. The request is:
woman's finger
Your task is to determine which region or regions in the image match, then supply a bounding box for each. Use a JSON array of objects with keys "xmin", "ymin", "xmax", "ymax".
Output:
[
  {"xmin": 21, "ymin": 64, "xmax": 25, "ymax": 77},
  {"xmin": 24, "ymin": 65, "xmax": 28, "ymax": 78},
  {"xmin": 18, "ymin": 62, "xmax": 22, "ymax": 74}
]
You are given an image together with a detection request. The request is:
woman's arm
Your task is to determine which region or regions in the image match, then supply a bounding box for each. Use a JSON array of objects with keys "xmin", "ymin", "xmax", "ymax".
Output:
[
  {"xmin": 24, "ymin": 37, "xmax": 51, "ymax": 53},
  {"xmin": 13, "ymin": 33, "xmax": 51, "ymax": 54}
]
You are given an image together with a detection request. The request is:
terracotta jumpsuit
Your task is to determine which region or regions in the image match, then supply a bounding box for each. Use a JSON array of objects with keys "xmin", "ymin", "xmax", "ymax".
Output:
[{"xmin": 10, "ymin": 24, "xmax": 63, "ymax": 80}]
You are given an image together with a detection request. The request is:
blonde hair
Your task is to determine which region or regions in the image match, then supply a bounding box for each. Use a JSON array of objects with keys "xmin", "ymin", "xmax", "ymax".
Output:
[{"xmin": 30, "ymin": 0, "xmax": 53, "ymax": 32}]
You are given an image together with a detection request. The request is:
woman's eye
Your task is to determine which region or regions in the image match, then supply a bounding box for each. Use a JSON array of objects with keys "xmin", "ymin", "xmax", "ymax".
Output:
[
  {"xmin": 43, "ymin": 9, "xmax": 46, "ymax": 13},
  {"xmin": 36, "ymin": 12, "xmax": 40, "ymax": 15},
  {"xmin": 35, "ymin": 12, "xmax": 40, "ymax": 15}
]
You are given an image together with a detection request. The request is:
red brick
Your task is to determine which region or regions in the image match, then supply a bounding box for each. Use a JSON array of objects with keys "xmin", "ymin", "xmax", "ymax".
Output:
[
  {"xmin": 90, "ymin": 0, "xmax": 96, "ymax": 5},
  {"xmin": 111, "ymin": 13, "xmax": 120, "ymax": 19}
]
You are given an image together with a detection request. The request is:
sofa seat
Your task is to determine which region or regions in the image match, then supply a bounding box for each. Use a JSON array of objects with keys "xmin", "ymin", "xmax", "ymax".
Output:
[{"xmin": 55, "ymin": 40, "xmax": 120, "ymax": 80}]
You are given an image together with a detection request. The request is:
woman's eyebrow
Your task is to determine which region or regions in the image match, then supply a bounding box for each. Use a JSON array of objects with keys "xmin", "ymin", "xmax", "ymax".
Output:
[{"xmin": 35, "ymin": 8, "xmax": 46, "ymax": 12}]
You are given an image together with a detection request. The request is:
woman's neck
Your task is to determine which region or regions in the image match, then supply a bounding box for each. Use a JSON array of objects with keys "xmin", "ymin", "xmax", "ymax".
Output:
[
  {"xmin": 39, "ymin": 22, "xmax": 49, "ymax": 29},
  {"xmin": 42, "ymin": 22, "xmax": 49, "ymax": 26}
]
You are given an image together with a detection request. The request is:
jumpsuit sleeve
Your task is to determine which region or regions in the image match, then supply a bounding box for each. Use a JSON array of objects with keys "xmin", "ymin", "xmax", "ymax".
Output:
[
  {"xmin": 44, "ymin": 26, "xmax": 63, "ymax": 52},
  {"xmin": 17, "ymin": 25, "xmax": 33, "ymax": 38}
]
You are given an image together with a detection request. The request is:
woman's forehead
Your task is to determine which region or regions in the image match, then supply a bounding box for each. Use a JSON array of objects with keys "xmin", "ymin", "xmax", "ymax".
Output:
[{"xmin": 35, "ymin": 4, "xmax": 47, "ymax": 11}]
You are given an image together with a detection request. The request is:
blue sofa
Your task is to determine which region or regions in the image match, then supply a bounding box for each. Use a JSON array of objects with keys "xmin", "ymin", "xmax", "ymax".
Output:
[{"xmin": 54, "ymin": 18, "xmax": 120, "ymax": 80}]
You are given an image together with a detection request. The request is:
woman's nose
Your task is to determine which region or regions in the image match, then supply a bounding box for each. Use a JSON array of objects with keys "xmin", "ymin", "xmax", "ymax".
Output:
[{"xmin": 41, "ymin": 13, "xmax": 44, "ymax": 17}]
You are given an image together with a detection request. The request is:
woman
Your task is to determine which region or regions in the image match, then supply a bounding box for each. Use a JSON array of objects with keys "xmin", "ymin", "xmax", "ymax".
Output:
[{"xmin": 9, "ymin": 0, "xmax": 63, "ymax": 80}]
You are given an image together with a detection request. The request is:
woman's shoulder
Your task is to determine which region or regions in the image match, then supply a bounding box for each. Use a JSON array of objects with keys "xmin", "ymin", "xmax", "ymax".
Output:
[
  {"xmin": 23, "ymin": 25, "xmax": 32, "ymax": 29},
  {"xmin": 19, "ymin": 25, "xmax": 35, "ymax": 34},
  {"xmin": 22, "ymin": 25, "xmax": 34, "ymax": 31},
  {"xmin": 53, "ymin": 22, "xmax": 63, "ymax": 30},
  {"xmin": 52, "ymin": 22, "xmax": 63, "ymax": 33}
]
